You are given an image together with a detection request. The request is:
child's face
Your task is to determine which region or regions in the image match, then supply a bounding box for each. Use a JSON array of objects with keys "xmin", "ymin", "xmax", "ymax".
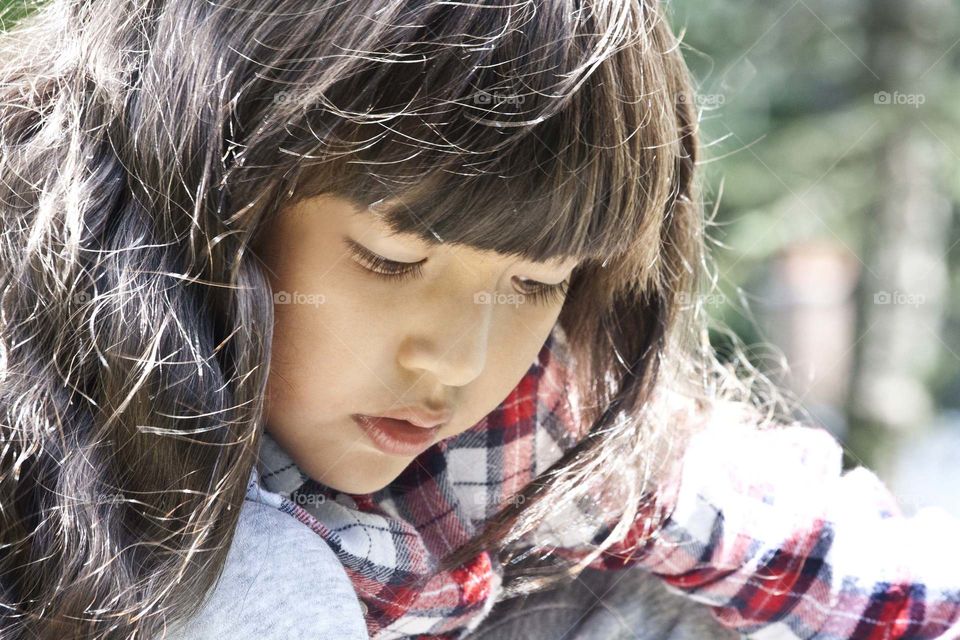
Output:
[{"xmin": 256, "ymin": 195, "xmax": 578, "ymax": 494}]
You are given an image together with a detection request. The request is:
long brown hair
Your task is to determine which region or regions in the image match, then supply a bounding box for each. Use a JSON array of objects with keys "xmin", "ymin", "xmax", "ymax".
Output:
[{"xmin": 0, "ymin": 0, "xmax": 793, "ymax": 637}]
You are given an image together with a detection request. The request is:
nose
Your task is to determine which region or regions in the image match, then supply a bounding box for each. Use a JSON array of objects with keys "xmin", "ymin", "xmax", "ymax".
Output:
[{"xmin": 396, "ymin": 289, "xmax": 493, "ymax": 387}]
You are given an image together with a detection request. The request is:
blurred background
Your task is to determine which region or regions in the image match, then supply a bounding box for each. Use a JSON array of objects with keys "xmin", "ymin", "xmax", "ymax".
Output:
[
  {"xmin": 3, "ymin": 0, "xmax": 958, "ymax": 516},
  {"xmin": 669, "ymin": 0, "xmax": 960, "ymax": 517}
]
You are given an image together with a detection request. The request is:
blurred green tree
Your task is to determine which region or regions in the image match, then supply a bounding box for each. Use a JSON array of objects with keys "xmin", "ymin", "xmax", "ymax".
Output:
[{"xmin": 670, "ymin": 0, "xmax": 960, "ymax": 474}]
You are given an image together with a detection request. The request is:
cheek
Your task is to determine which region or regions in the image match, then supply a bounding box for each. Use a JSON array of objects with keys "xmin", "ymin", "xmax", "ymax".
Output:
[
  {"xmin": 265, "ymin": 301, "xmax": 357, "ymax": 421},
  {"xmin": 264, "ymin": 314, "xmax": 318, "ymax": 428},
  {"xmin": 452, "ymin": 311, "xmax": 562, "ymax": 434},
  {"xmin": 266, "ymin": 274, "xmax": 400, "ymax": 408}
]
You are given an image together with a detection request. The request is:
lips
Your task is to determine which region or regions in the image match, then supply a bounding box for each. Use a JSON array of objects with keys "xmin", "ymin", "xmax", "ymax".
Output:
[
  {"xmin": 351, "ymin": 414, "xmax": 443, "ymax": 456},
  {"xmin": 371, "ymin": 406, "xmax": 452, "ymax": 429}
]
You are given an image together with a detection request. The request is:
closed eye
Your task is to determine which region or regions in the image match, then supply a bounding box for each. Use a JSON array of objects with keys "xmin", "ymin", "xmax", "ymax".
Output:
[
  {"xmin": 512, "ymin": 277, "xmax": 571, "ymax": 306},
  {"xmin": 344, "ymin": 238, "xmax": 426, "ymax": 282},
  {"xmin": 344, "ymin": 237, "xmax": 571, "ymax": 306}
]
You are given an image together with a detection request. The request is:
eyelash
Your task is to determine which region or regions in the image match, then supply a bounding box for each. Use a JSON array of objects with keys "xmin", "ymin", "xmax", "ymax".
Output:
[
  {"xmin": 517, "ymin": 278, "xmax": 570, "ymax": 306},
  {"xmin": 344, "ymin": 240, "xmax": 571, "ymax": 306},
  {"xmin": 345, "ymin": 239, "xmax": 426, "ymax": 283}
]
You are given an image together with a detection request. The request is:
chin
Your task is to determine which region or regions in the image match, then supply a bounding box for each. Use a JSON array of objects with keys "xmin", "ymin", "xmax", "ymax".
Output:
[
  {"xmin": 302, "ymin": 445, "xmax": 415, "ymax": 495},
  {"xmin": 327, "ymin": 469, "xmax": 400, "ymax": 495},
  {"xmin": 338, "ymin": 477, "xmax": 393, "ymax": 495}
]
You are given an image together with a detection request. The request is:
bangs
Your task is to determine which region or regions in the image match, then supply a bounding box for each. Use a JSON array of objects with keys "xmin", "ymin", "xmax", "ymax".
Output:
[{"xmin": 250, "ymin": 0, "xmax": 681, "ymax": 266}]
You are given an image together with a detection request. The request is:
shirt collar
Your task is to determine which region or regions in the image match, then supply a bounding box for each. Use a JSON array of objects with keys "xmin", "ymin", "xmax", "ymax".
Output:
[{"xmin": 256, "ymin": 430, "xmax": 310, "ymax": 498}]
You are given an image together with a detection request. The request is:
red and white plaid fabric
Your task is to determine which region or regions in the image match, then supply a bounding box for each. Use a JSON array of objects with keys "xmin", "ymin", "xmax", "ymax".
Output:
[{"xmin": 248, "ymin": 325, "xmax": 960, "ymax": 639}]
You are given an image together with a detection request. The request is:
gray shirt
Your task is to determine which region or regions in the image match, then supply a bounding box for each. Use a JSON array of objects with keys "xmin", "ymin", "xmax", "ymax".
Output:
[{"xmin": 161, "ymin": 498, "xmax": 369, "ymax": 639}]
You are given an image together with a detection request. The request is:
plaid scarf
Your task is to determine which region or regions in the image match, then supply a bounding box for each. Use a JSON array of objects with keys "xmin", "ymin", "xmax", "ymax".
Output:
[{"xmin": 246, "ymin": 324, "xmax": 960, "ymax": 640}]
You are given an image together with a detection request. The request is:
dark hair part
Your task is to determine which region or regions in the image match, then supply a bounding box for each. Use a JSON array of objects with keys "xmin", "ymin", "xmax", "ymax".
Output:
[{"xmin": 0, "ymin": 0, "xmax": 789, "ymax": 636}]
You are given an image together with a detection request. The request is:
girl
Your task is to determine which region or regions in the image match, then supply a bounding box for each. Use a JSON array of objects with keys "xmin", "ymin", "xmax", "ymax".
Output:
[{"xmin": 0, "ymin": 1, "xmax": 957, "ymax": 639}]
